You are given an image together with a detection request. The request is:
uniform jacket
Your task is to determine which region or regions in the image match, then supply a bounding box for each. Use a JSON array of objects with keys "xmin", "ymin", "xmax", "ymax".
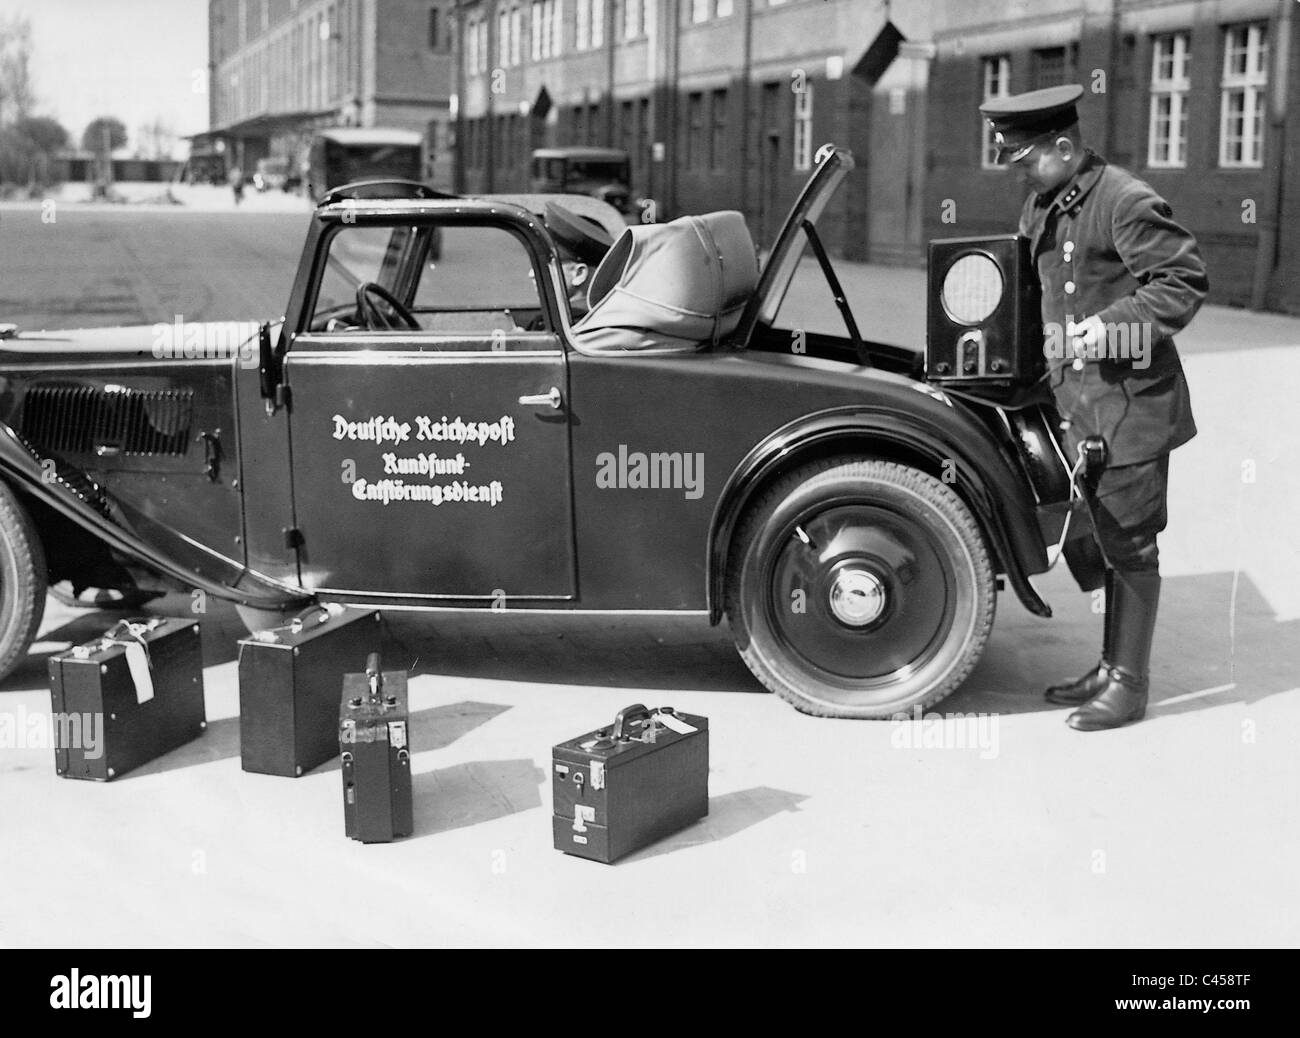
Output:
[{"xmin": 1019, "ymin": 150, "xmax": 1207, "ymax": 466}]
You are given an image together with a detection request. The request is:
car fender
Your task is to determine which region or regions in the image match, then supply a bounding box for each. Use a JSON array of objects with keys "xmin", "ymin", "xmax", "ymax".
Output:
[
  {"xmin": 707, "ymin": 405, "xmax": 1053, "ymax": 622},
  {"xmin": 0, "ymin": 422, "xmax": 303, "ymax": 609}
]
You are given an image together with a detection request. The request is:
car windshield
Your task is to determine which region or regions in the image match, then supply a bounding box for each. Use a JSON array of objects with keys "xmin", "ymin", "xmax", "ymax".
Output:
[
  {"xmin": 330, "ymin": 143, "xmax": 421, "ymax": 183},
  {"xmin": 566, "ymin": 160, "xmax": 627, "ymax": 185}
]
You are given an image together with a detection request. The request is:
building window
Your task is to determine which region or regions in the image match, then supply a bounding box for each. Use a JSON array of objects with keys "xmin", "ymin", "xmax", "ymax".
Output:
[
  {"xmin": 592, "ymin": 0, "xmax": 603, "ymax": 47},
  {"xmin": 686, "ymin": 91, "xmax": 704, "ymax": 167},
  {"xmin": 429, "ymin": 7, "xmax": 440, "ymax": 50},
  {"xmin": 1032, "ymin": 46, "xmax": 1069, "ymax": 89},
  {"xmin": 1148, "ymin": 32, "xmax": 1190, "ymax": 168},
  {"xmin": 793, "ymin": 81, "xmax": 813, "ymax": 171},
  {"xmin": 981, "ymin": 54, "xmax": 1010, "ymax": 169},
  {"xmin": 510, "ymin": 7, "xmax": 522, "ymax": 65},
  {"xmin": 577, "ymin": 0, "xmax": 591, "ymax": 50},
  {"xmin": 638, "ymin": 97, "xmax": 650, "ymax": 168},
  {"xmin": 466, "ymin": 17, "xmax": 488, "ymax": 76},
  {"xmin": 1220, "ymin": 23, "xmax": 1268, "ymax": 168},
  {"xmin": 498, "ymin": 7, "xmax": 510, "ymax": 67},
  {"xmin": 691, "ymin": 0, "xmax": 709, "ymax": 23},
  {"xmin": 531, "ymin": 1, "xmax": 560, "ymax": 59},
  {"xmin": 710, "ymin": 88, "xmax": 727, "ymax": 170},
  {"xmin": 623, "ymin": 0, "xmax": 642, "ymax": 40},
  {"xmin": 717, "ymin": 0, "xmax": 733, "ymax": 16},
  {"xmin": 620, "ymin": 99, "xmax": 635, "ymax": 157}
]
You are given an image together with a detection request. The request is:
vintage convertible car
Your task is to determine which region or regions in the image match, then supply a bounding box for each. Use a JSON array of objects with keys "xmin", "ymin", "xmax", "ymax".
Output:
[{"xmin": 0, "ymin": 147, "xmax": 1091, "ymax": 718}]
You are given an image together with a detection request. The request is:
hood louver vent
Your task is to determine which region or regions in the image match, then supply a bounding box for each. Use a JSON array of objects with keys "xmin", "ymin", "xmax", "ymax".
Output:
[{"xmin": 22, "ymin": 385, "xmax": 195, "ymax": 458}]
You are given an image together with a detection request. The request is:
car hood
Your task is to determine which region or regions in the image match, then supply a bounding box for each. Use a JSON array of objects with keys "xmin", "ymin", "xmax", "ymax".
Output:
[{"xmin": 0, "ymin": 320, "xmax": 263, "ymax": 362}]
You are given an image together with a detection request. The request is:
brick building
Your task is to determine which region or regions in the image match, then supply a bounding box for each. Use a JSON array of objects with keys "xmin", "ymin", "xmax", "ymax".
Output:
[
  {"xmin": 925, "ymin": 0, "xmax": 1299, "ymax": 311},
  {"xmin": 206, "ymin": 0, "xmax": 455, "ymax": 182},
  {"xmin": 452, "ymin": 0, "xmax": 936, "ymax": 262}
]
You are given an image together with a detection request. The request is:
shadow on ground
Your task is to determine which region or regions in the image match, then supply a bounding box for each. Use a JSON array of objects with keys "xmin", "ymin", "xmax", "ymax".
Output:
[
  {"xmin": 410, "ymin": 758, "xmax": 545, "ymax": 839},
  {"xmin": 951, "ymin": 569, "xmax": 1298, "ymax": 720},
  {"xmin": 622, "ymin": 786, "xmax": 809, "ymax": 863}
]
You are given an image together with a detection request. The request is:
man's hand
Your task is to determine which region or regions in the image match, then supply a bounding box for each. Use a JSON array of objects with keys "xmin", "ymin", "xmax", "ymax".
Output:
[{"xmin": 1066, "ymin": 315, "xmax": 1107, "ymax": 360}]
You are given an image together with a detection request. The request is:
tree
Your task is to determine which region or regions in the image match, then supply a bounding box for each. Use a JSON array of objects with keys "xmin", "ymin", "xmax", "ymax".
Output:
[
  {"xmin": 82, "ymin": 116, "xmax": 127, "ymax": 155},
  {"xmin": 0, "ymin": 15, "xmax": 34, "ymax": 125},
  {"xmin": 134, "ymin": 116, "xmax": 176, "ymax": 160},
  {"xmin": 15, "ymin": 115, "xmax": 67, "ymax": 155}
]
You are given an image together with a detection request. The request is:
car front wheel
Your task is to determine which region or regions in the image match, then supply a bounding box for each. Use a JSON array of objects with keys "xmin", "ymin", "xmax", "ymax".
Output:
[
  {"xmin": 725, "ymin": 459, "xmax": 995, "ymax": 718},
  {"xmin": 0, "ymin": 482, "xmax": 47, "ymax": 682}
]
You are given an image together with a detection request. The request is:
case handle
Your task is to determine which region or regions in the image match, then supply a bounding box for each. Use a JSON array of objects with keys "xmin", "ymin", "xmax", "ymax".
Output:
[
  {"xmin": 612, "ymin": 703, "xmax": 652, "ymax": 740},
  {"xmin": 365, "ymin": 652, "xmax": 382, "ymax": 697},
  {"xmin": 287, "ymin": 602, "xmax": 336, "ymax": 633}
]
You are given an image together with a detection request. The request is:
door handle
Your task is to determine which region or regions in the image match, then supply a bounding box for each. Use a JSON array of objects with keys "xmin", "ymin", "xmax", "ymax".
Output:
[{"xmin": 518, "ymin": 386, "xmax": 562, "ymax": 409}]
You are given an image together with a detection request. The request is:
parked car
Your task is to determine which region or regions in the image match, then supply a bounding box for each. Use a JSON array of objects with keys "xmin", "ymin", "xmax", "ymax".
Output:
[
  {"xmin": 306, "ymin": 127, "xmax": 424, "ymax": 203},
  {"xmin": 0, "ymin": 149, "xmax": 1091, "ymax": 718},
  {"xmin": 253, "ymin": 156, "xmax": 301, "ymax": 193},
  {"xmin": 530, "ymin": 147, "xmax": 638, "ymax": 217}
]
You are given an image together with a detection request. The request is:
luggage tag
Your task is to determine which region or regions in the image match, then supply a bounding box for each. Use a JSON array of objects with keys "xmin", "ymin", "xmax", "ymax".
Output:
[
  {"xmin": 123, "ymin": 641, "xmax": 154, "ymax": 704},
  {"xmin": 101, "ymin": 619, "xmax": 161, "ymax": 705},
  {"xmin": 654, "ymin": 709, "xmax": 696, "ymax": 735}
]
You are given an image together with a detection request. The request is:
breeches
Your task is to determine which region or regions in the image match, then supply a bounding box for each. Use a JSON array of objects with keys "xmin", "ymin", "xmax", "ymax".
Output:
[{"xmin": 1085, "ymin": 454, "xmax": 1169, "ymax": 572}]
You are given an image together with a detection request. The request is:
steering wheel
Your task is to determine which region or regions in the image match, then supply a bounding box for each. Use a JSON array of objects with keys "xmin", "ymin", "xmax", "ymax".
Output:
[{"xmin": 355, "ymin": 282, "xmax": 420, "ymax": 331}]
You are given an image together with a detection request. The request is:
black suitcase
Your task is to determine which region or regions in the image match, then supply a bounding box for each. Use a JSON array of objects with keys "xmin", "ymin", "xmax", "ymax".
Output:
[
  {"xmin": 339, "ymin": 653, "xmax": 412, "ymax": 843},
  {"xmin": 47, "ymin": 617, "xmax": 206, "ymax": 781},
  {"xmin": 237, "ymin": 605, "xmax": 382, "ymax": 777},
  {"xmin": 552, "ymin": 703, "xmax": 708, "ymax": 864}
]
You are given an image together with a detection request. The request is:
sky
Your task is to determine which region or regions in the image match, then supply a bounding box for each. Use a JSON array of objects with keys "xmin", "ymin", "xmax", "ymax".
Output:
[{"xmin": 0, "ymin": 0, "xmax": 208, "ymax": 156}]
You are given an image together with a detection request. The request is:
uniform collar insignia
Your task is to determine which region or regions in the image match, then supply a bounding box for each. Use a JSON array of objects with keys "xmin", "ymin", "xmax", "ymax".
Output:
[{"xmin": 1051, "ymin": 149, "xmax": 1106, "ymax": 214}]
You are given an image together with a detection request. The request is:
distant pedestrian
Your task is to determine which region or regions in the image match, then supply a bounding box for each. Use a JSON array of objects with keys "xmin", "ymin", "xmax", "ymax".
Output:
[
  {"xmin": 979, "ymin": 84, "xmax": 1208, "ymax": 731},
  {"xmin": 229, "ymin": 166, "xmax": 245, "ymax": 205}
]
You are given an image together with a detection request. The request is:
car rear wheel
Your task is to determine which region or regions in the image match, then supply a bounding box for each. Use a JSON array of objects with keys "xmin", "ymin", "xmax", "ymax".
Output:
[
  {"xmin": 0, "ymin": 482, "xmax": 47, "ymax": 682},
  {"xmin": 725, "ymin": 459, "xmax": 995, "ymax": 718}
]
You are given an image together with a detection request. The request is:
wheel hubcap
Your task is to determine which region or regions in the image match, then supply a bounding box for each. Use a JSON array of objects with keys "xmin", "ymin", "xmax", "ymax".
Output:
[
  {"xmin": 764, "ymin": 503, "xmax": 957, "ymax": 687},
  {"xmin": 827, "ymin": 566, "xmax": 886, "ymax": 627}
]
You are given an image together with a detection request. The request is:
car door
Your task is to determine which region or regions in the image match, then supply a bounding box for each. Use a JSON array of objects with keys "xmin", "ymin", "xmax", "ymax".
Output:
[{"xmin": 282, "ymin": 214, "xmax": 576, "ymax": 601}]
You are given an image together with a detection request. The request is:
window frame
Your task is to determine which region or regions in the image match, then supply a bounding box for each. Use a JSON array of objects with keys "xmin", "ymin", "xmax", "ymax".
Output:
[
  {"xmin": 792, "ymin": 81, "xmax": 813, "ymax": 172},
  {"xmin": 304, "ymin": 216, "xmax": 563, "ymax": 345},
  {"xmin": 1147, "ymin": 31, "xmax": 1190, "ymax": 169},
  {"xmin": 1219, "ymin": 22, "xmax": 1268, "ymax": 168},
  {"xmin": 980, "ymin": 54, "xmax": 1011, "ymax": 170}
]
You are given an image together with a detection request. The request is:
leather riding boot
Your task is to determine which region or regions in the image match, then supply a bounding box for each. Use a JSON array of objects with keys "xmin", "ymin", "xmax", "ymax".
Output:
[
  {"xmin": 1046, "ymin": 569, "xmax": 1114, "ymax": 705},
  {"xmin": 1067, "ymin": 570, "xmax": 1160, "ymax": 731}
]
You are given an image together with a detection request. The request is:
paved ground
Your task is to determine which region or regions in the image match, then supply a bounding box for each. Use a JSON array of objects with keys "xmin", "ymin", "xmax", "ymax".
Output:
[{"xmin": 0, "ymin": 203, "xmax": 1296, "ymax": 946}]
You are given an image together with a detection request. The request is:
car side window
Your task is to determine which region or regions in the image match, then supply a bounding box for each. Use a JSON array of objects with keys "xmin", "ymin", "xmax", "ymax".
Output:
[
  {"xmin": 311, "ymin": 224, "xmax": 413, "ymax": 332},
  {"xmin": 309, "ymin": 221, "xmax": 550, "ymax": 345},
  {"xmin": 410, "ymin": 225, "xmax": 547, "ymax": 338}
]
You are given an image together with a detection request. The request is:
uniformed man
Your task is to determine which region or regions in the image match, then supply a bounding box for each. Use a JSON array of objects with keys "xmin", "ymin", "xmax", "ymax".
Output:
[
  {"xmin": 979, "ymin": 84, "xmax": 1208, "ymax": 730},
  {"xmin": 543, "ymin": 201, "xmax": 614, "ymax": 318}
]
